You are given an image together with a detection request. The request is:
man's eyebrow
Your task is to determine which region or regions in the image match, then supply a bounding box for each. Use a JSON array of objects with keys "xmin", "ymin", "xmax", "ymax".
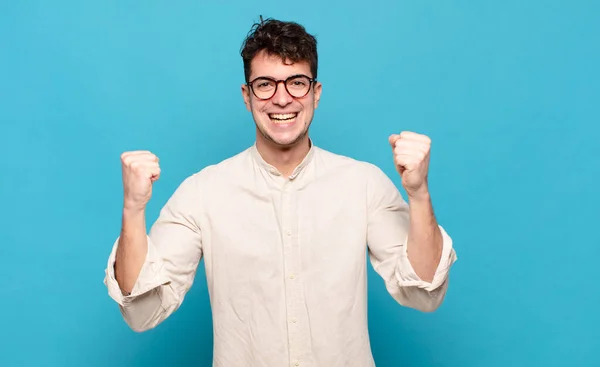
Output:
[{"xmin": 252, "ymin": 74, "xmax": 308, "ymax": 80}]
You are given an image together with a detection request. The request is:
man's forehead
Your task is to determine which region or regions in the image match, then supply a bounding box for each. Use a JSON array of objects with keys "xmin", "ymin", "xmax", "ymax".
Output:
[{"xmin": 250, "ymin": 52, "xmax": 311, "ymax": 79}]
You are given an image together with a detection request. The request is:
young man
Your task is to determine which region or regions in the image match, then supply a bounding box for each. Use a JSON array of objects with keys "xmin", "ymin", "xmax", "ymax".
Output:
[{"xmin": 104, "ymin": 18, "xmax": 457, "ymax": 367}]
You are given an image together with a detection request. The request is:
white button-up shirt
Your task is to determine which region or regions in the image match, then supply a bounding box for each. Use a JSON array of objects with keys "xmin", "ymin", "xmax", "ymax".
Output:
[{"xmin": 104, "ymin": 142, "xmax": 457, "ymax": 367}]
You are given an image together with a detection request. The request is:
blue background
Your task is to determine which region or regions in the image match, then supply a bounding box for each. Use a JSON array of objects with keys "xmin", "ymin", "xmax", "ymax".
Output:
[{"xmin": 1, "ymin": 1, "xmax": 599, "ymax": 366}]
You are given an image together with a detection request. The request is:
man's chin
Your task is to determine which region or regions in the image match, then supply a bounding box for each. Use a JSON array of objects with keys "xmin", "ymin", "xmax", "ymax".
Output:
[
  {"xmin": 254, "ymin": 119, "xmax": 310, "ymax": 147},
  {"xmin": 259, "ymin": 130, "xmax": 307, "ymax": 148},
  {"xmin": 268, "ymin": 136, "xmax": 303, "ymax": 147}
]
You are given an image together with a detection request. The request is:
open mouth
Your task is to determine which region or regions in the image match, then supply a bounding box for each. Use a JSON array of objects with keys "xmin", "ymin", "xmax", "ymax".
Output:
[{"xmin": 268, "ymin": 113, "xmax": 298, "ymax": 124}]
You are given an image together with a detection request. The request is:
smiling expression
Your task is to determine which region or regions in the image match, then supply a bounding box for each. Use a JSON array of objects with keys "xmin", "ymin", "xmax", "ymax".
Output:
[{"xmin": 242, "ymin": 50, "xmax": 322, "ymax": 148}]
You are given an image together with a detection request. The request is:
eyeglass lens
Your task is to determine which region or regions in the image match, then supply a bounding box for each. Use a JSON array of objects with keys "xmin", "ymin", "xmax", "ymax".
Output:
[{"xmin": 251, "ymin": 75, "xmax": 312, "ymax": 99}]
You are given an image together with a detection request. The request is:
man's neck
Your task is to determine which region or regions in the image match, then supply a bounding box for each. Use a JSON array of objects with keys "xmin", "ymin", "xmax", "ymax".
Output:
[{"xmin": 256, "ymin": 136, "xmax": 311, "ymax": 177}]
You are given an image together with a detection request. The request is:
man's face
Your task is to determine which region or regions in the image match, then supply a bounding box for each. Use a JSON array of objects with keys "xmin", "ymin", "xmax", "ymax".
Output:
[{"xmin": 242, "ymin": 50, "xmax": 322, "ymax": 148}]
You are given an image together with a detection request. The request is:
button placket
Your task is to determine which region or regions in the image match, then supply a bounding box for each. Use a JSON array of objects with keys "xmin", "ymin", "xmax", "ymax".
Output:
[{"xmin": 282, "ymin": 182, "xmax": 306, "ymax": 365}]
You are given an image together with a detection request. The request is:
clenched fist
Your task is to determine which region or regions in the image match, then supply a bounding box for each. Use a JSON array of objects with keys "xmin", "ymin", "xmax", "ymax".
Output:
[
  {"xmin": 389, "ymin": 131, "xmax": 431, "ymax": 200},
  {"xmin": 120, "ymin": 150, "xmax": 161, "ymax": 211}
]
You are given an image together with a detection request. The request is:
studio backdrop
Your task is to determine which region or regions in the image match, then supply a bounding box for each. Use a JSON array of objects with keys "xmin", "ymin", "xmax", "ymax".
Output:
[{"xmin": 1, "ymin": 1, "xmax": 598, "ymax": 366}]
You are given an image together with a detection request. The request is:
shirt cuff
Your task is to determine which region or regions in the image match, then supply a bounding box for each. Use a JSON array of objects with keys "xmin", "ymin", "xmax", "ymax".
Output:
[
  {"xmin": 395, "ymin": 225, "xmax": 457, "ymax": 292},
  {"xmin": 103, "ymin": 236, "xmax": 169, "ymax": 306}
]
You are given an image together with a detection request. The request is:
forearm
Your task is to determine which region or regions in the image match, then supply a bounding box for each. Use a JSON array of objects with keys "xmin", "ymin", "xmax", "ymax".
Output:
[
  {"xmin": 406, "ymin": 192, "xmax": 443, "ymax": 283},
  {"xmin": 115, "ymin": 207, "xmax": 148, "ymax": 294}
]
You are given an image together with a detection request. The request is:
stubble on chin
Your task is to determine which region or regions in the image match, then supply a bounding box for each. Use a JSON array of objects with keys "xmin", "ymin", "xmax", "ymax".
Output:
[{"xmin": 254, "ymin": 119, "xmax": 310, "ymax": 148}]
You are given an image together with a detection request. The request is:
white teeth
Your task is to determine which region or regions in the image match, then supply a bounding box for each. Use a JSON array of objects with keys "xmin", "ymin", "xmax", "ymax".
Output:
[{"xmin": 269, "ymin": 113, "xmax": 297, "ymax": 120}]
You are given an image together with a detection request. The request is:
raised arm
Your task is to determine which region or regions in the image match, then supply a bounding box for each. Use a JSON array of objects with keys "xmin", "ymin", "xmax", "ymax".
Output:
[
  {"xmin": 115, "ymin": 150, "xmax": 161, "ymax": 294},
  {"xmin": 104, "ymin": 151, "xmax": 204, "ymax": 332},
  {"xmin": 389, "ymin": 132, "xmax": 444, "ymax": 282},
  {"xmin": 366, "ymin": 132, "xmax": 457, "ymax": 312}
]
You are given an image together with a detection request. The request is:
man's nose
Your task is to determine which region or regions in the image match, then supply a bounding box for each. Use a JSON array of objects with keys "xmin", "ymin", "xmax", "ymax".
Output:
[{"xmin": 271, "ymin": 82, "xmax": 293, "ymax": 106}]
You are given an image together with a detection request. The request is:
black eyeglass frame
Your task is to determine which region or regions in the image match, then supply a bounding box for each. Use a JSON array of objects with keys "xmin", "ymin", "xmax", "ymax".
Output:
[{"xmin": 247, "ymin": 74, "xmax": 317, "ymax": 100}]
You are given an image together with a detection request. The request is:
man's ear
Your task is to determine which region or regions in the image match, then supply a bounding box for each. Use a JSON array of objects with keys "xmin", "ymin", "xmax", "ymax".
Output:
[
  {"xmin": 241, "ymin": 84, "xmax": 252, "ymax": 112},
  {"xmin": 313, "ymin": 81, "xmax": 323, "ymax": 109}
]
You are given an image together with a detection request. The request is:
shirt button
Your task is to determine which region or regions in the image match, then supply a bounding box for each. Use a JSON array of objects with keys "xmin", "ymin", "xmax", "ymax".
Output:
[
  {"xmin": 291, "ymin": 317, "xmax": 297, "ymax": 323},
  {"xmin": 286, "ymin": 229, "xmax": 292, "ymax": 236},
  {"xmin": 294, "ymin": 361, "xmax": 300, "ymax": 366},
  {"xmin": 289, "ymin": 274, "xmax": 295, "ymax": 280}
]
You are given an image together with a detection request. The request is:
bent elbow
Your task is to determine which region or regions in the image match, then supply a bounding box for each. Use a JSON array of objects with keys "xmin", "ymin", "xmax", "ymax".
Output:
[
  {"xmin": 419, "ymin": 280, "xmax": 449, "ymax": 312},
  {"xmin": 120, "ymin": 305, "xmax": 164, "ymax": 333},
  {"xmin": 391, "ymin": 279, "xmax": 449, "ymax": 313},
  {"xmin": 127, "ymin": 319, "xmax": 151, "ymax": 333},
  {"xmin": 127, "ymin": 319, "xmax": 157, "ymax": 333},
  {"xmin": 117, "ymin": 288, "xmax": 171, "ymax": 332},
  {"xmin": 418, "ymin": 295, "xmax": 445, "ymax": 313}
]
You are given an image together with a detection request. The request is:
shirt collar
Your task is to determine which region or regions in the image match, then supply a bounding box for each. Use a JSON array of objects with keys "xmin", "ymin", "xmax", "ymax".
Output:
[{"xmin": 251, "ymin": 138, "xmax": 316, "ymax": 180}]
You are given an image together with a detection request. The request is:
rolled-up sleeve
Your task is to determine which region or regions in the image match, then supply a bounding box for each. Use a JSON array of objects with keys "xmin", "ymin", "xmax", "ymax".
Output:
[
  {"xmin": 103, "ymin": 173, "xmax": 204, "ymax": 332},
  {"xmin": 395, "ymin": 225, "xmax": 456, "ymax": 291},
  {"xmin": 365, "ymin": 163, "xmax": 457, "ymax": 312}
]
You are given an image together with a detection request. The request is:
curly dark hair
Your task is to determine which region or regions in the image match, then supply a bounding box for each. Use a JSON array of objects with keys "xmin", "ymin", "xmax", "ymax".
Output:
[{"xmin": 240, "ymin": 17, "xmax": 318, "ymax": 83}]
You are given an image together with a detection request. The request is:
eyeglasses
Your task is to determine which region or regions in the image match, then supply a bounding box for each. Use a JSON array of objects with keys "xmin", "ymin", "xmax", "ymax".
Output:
[{"xmin": 247, "ymin": 74, "xmax": 316, "ymax": 100}]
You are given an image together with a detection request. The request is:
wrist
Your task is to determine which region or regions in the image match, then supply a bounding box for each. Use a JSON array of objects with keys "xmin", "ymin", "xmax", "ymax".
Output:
[
  {"xmin": 123, "ymin": 203, "xmax": 146, "ymax": 218},
  {"xmin": 406, "ymin": 187, "xmax": 431, "ymax": 204}
]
